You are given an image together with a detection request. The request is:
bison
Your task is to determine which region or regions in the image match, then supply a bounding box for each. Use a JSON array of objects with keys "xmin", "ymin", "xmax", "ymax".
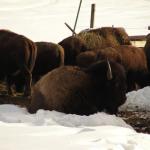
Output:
[
  {"xmin": 79, "ymin": 27, "xmax": 132, "ymax": 48},
  {"xmin": 58, "ymin": 35, "xmax": 87, "ymax": 65},
  {"xmin": 14, "ymin": 41, "xmax": 64, "ymax": 92},
  {"xmin": 28, "ymin": 60, "xmax": 127, "ymax": 115},
  {"xmin": 76, "ymin": 47, "xmax": 122, "ymax": 68},
  {"xmin": 76, "ymin": 45, "xmax": 148, "ymax": 91},
  {"xmin": 0, "ymin": 29, "xmax": 37, "ymax": 97},
  {"xmin": 115, "ymin": 45, "xmax": 148, "ymax": 91}
]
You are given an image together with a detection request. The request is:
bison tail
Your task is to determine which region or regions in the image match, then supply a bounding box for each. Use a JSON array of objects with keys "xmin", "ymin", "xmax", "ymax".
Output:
[{"xmin": 27, "ymin": 40, "xmax": 37, "ymax": 72}]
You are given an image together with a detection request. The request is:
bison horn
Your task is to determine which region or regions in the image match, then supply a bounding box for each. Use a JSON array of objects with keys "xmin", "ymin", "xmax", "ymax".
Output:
[{"xmin": 107, "ymin": 59, "xmax": 113, "ymax": 80}]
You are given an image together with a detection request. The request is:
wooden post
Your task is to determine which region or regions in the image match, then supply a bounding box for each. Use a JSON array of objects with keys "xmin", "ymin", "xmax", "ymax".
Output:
[
  {"xmin": 90, "ymin": 3, "xmax": 95, "ymax": 28},
  {"xmin": 64, "ymin": 22, "xmax": 77, "ymax": 35},
  {"xmin": 73, "ymin": 0, "xmax": 83, "ymax": 35}
]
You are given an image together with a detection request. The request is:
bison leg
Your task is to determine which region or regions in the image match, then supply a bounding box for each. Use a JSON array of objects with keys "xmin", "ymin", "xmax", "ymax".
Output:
[
  {"xmin": 6, "ymin": 75, "xmax": 15, "ymax": 96},
  {"xmin": 21, "ymin": 66, "xmax": 32, "ymax": 97}
]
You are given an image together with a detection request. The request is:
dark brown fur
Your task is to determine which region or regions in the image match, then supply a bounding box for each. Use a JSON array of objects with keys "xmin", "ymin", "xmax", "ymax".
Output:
[
  {"xmin": 115, "ymin": 45, "xmax": 148, "ymax": 91},
  {"xmin": 76, "ymin": 51, "xmax": 97, "ymax": 68},
  {"xmin": 0, "ymin": 29, "xmax": 37, "ymax": 96},
  {"xmin": 33, "ymin": 42, "xmax": 64, "ymax": 81},
  {"xmin": 76, "ymin": 47, "xmax": 122, "ymax": 68},
  {"xmin": 58, "ymin": 35, "xmax": 87, "ymax": 65},
  {"xmin": 29, "ymin": 60, "xmax": 127, "ymax": 115},
  {"xmin": 79, "ymin": 27, "xmax": 131, "ymax": 49},
  {"xmin": 14, "ymin": 41, "xmax": 64, "ymax": 91},
  {"xmin": 113, "ymin": 27, "xmax": 132, "ymax": 45},
  {"xmin": 77, "ymin": 45, "xmax": 148, "ymax": 91}
]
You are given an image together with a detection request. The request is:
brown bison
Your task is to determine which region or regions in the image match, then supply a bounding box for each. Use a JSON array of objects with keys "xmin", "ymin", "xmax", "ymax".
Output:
[
  {"xmin": 79, "ymin": 27, "xmax": 131, "ymax": 49},
  {"xmin": 0, "ymin": 29, "xmax": 37, "ymax": 97},
  {"xmin": 76, "ymin": 45, "xmax": 148, "ymax": 91},
  {"xmin": 58, "ymin": 35, "xmax": 87, "ymax": 65},
  {"xmin": 112, "ymin": 27, "xmax": 132, "ymax": 45},
  {"xmin": 115, "ymin": 45, "xmax": 148, "ymax": 91},
  {"xmin": 14, "ymin": 41, "xmax": 64, "ymax": 92},
  {"xmin": 28, "ymin": 60, "xmax": 127, "ymax": 115},
  {"xmin": 76, "ymin": 47, "xmax": 122, "ymax": 68},
  {"xmin": 33, "ymin": 42, "xmax": 64, "ymax": 80}
]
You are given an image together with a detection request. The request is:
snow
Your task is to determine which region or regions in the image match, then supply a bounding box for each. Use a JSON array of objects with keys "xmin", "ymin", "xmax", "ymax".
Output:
[
  {"xmin": 0, "ymin": 0, "xmax": 150, "ymax": 149},
  {"xmin": 0, "ymin": 0, "xmax": 150, "ymax": 42},
  {"xmin": 120, "ymin": 86, "xmax": 150, "ymax": 111},
  {"xmin": 0, "ymin": 86, "xmax": 150, "ymax": 150}
]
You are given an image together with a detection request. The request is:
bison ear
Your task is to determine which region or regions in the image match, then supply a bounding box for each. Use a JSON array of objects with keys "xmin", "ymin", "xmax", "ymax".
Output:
[{"xmin": 107, "ymin": 59, "xmax": 113, "ymax": 80}]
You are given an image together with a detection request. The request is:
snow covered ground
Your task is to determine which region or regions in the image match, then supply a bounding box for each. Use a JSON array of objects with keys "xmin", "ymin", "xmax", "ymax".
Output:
[
  {"xmin": 0, "ymin": 86, "xmax": 150, "ymax": 150},
  {"xmin": 0, "ymin": 0, "xmax": 150, "ymax": 149}
]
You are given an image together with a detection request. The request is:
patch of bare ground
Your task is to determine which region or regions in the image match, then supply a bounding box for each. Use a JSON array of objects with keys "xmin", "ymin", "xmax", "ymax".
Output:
[
  {"xmin": 0, "ymin": 81, "xmax": 30, "ymax": 108},
  {"xmin": 119, "ymin": 111, "xmax": 150, "ymax": 134}
]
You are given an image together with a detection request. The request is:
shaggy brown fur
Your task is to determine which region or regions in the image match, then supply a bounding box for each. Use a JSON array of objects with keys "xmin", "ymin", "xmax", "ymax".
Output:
[
  {"xmin": 29, "ymin": 60, "xmax": 127, "ymax": 115},
  {"xmin": 78, "ymin": 27, "xmax": 131, "ymax": 50},
  {"xmin": 76, "ymin": 47, "xmax": 122, "ymax": 68},
  {"xmin": 14, "ymin": 42, "xmax": 64, "ymax": 91},
  {"xmin": 0, "ymin": 29, "xmax": 37, "ymax": 97},
  {"xmin": 78, "ymin": 32, "xmax": 107, "ymax": 49},
  {"xmin": 115, "ymin": 45, "xmax": 147, "ymax": 72},
  {"xmin": 77, "ymin": 45, "xmax": 148, "ymax": 91},
  {"xmin": 99, "ymin": 27, "xmax": 121, "ymax": 47},
  {"xmin": 97, "ymin": 47, "xmax": 122, "ymax": 63},
  {"xmin": 114, "ymin": 27, "xmax": 132, "ymax": 45},
  {"xmin": 58, "ymin": 35, "xmax": 87, "ymax": 65},
  {"xmin": 33, "ymin": 42, "xmax": 64, "ymax": 80},
  {"xmin": 115, "ymin": 45, "xmax": 148, "ymax": 91},
  {"xmin": 76, "ymin": 51, "xmax": 97, "ymax": 68}
]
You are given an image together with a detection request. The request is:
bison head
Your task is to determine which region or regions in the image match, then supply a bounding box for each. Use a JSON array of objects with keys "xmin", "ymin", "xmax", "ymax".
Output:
[{"xmin": 84, "ymin": 60, "xmax": 127, "ymax": 114}]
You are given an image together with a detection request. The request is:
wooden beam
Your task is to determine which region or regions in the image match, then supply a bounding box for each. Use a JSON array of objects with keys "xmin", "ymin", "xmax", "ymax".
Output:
[
  {"xmin": 73, "ymin": 0, "xmax": 83, "ymax": 35},
  {"xmin": 64, "ymin": 22, "xmax": 77, "ymax": 35},
  {"xmin": 90, "ymin": 4, "xmax": 95, "ymax": 28}
]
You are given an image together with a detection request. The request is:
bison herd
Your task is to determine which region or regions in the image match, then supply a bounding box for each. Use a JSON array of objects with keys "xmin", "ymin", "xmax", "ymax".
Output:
[{"xmin": 0, "ymin": 27, "xmax": 150, "ymax": 115}]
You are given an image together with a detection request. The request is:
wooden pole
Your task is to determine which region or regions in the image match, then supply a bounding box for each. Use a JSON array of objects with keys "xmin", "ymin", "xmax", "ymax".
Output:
[
  {"xmin": 73, "ymin": 0, "xmax": 83, "ymax": 35},
  {"xmin": 90, "ymin": 3, "xmax": 95, "ymax": 28},
  {"xmin": 64, "ymin": 22, "xmax": 77, "ymax": 35}
]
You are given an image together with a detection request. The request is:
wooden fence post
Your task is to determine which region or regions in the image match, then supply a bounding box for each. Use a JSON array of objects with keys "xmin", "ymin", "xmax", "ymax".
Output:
[
  {"xmin": 73, "ymin": 0, "xmax": 83, "ymax": 35},
  {"xmin": 90, "ymin": 3, "xmax": 95, "ymax": 28}
]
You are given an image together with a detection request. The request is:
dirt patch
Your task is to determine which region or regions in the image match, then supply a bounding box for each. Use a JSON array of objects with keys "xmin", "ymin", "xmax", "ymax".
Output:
[{"xmin": 119, "ymin": 111, "xmax": 150, "ymax": 134}]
